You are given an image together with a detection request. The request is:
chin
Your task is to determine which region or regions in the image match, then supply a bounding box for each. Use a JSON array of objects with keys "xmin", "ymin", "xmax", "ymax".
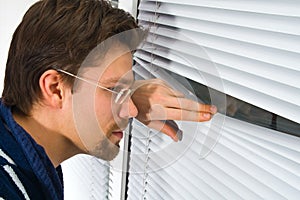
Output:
[{"xmin": 90, "ymin": 138, "xmax": 120, "ymax": 161}]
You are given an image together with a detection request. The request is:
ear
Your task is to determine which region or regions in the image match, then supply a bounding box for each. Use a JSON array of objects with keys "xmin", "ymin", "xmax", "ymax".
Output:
[{"xmin": 39, "ymin": 69, "xmax": 67, "ymax": 109}]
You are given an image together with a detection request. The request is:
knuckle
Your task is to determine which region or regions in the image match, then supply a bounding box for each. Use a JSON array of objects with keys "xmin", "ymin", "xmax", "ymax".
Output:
[
  {"xmin": 143, "ymin": 113, "xmax": 151, "ymax": 122},
  {"xmin": 151, "ymin": 94, "xmax": 165, "ymax": 105}
]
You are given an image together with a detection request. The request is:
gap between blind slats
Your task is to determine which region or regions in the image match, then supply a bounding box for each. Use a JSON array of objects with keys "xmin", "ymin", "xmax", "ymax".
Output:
[
  {"xmin": 139, "ymin": 2, "xmax": 300, "ymax": 35},
  {"xmin": 144, "ymin": 0, "xmax": 300, "ymax": 17}
]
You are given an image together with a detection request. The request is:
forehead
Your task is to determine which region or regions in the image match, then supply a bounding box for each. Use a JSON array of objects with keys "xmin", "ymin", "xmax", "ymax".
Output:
[
  {"xmin": 98, "ymin": 45, "xmax": 134, "ymax": 84},
  {"xmin": 78, "ymin": 43, "xmax": 134, "ymax": 85}
]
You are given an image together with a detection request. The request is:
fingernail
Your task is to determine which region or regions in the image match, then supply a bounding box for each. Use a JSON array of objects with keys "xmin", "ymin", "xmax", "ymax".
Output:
[
  {"xmin": 176, "ymin": 130, "xmax": 183, "ymax": 141},
  {"xmin": 210, "ymin": 105, "xmax": 217, "ymax": 114},
  {"xmin": 203, "ymin": 113, "xmax": 211, "ymax": 119}
]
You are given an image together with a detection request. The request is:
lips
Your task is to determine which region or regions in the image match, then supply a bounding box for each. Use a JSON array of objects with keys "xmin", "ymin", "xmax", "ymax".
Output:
[{"xmin": 112, "ymin": 131, "xmax": 123, "ymax": 139}]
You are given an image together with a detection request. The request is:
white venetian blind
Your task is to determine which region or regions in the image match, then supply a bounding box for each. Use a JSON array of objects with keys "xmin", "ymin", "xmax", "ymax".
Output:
[
  {"xmin": 127, "ymin": 0, "xmax": 300, "ymax": 199},
  {"xmin": 62, "ymin": 155, "xmax": 110, "ymax": 200},
  {"xmin": 127, "ymin": 117, "xmax": 300, "ymax": 199},
  {"xmin": 134, "ymin": 0, "xmax": 300, "ymax": 124}
]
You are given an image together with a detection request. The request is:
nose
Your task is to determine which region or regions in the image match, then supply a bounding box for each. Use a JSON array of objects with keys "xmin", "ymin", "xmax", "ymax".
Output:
[{"xmin": 119, "ymin": 97, "xmax": 138, "ymax": 119}]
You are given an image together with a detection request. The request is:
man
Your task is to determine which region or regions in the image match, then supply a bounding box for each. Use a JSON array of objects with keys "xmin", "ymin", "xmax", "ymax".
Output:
[{"xmin": 0, "ymin": 0, "xmax": 217, "ymax": 199}]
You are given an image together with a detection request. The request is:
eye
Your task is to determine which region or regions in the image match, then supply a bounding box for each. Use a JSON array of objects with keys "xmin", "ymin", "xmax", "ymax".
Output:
[{"xmin": 107, "ymin": 85, "xmax": 122, "ymax": 92}]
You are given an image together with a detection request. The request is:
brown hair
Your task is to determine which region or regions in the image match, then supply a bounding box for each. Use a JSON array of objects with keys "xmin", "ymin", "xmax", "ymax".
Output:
[{"xmin": 2, "ymin": 0, "xmax": 145, "ymax": 116}]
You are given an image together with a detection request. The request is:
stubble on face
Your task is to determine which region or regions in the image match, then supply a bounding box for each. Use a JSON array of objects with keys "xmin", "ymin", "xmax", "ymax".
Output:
[
  {"xmin": 90, "ymin": 136, "xmax": 120, "ymax": 161},
  {"xmin": 89, "ymin": 120, "xmax": 128, "ymax": 161}
]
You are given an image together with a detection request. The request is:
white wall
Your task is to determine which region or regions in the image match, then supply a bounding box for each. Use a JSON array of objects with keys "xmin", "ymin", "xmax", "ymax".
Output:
[
  {"xmin": 119, "ymin": 0, "xmax": 139, "ymax": 18},
  {"xmin": 0, "ymin": 0, "xmax": 38, "ymax": 93}
]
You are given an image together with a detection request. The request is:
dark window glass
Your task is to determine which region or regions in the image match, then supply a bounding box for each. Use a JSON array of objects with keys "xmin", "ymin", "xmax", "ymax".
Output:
[{"xmin": 167, "ymin": 70, "xmax": 300, "ymax": 138}]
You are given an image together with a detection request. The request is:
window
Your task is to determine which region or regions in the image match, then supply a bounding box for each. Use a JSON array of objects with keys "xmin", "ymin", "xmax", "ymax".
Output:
[{"xmin": 126, "ymin": 0, "xmax": 300, "ymax": 199}]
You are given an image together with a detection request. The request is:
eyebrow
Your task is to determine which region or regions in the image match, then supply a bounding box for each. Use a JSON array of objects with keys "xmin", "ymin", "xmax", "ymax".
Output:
[{"xmin": 100, "ymin": 77, "xmax": 134, "ymax": 86}]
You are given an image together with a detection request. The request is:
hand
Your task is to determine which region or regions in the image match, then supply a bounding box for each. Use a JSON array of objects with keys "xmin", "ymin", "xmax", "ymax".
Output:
[{"xmin": 131, "ymin": 79, "xmax": 217, "ymax": 142}]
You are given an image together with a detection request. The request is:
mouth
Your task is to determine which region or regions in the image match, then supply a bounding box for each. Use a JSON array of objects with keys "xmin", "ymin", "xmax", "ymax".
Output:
[{"xmin": 112, "ymin": 130, "xmax": 124, "ymax": 140}]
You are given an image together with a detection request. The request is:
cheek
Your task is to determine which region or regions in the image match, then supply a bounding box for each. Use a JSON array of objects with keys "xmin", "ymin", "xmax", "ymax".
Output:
[{"xmin": 94, "ymin": 92, "xmax": 115, "ymax": 124}]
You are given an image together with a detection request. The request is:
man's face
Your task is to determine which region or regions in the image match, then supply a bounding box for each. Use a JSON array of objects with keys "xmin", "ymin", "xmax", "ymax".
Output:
[{"xmin": 71, "ymin": 44, "xmax": 138, "ymax": 161}]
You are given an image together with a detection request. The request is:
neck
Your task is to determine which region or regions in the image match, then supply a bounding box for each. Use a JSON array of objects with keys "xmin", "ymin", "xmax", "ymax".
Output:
[{"xmin": 12, "ymin": 109, "xmax": 82, "ymax": 167}]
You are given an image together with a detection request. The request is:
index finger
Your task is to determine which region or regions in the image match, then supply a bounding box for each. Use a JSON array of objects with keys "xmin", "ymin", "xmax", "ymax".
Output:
[{"xmin": 162, "ymin": 96, "xmax": 217, "ymax": 114}]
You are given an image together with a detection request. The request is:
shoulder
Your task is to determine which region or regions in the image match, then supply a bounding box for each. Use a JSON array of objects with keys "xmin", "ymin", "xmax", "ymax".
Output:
[
  {"xmin": 0, "ymin": 104, "xmax": 60, "ymax": 199},
  {"xmin": 0, "ymin": 140, "xmax": 44, "ymax": 199},
  {"xmin": 0, "ymin": 149, "xmax": 31, "ymax": 200}
]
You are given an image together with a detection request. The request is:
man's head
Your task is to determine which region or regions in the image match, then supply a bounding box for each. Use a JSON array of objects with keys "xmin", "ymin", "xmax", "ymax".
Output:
[
  {"xmin": 2, "ymin": 0, "xmax": 143, "ymax": 116},
  {"xmin": 70, "ymin": 42, "xmax": 140, "ymax": 160},
  {"xmin": 2, "ymin": 0, "xmax": 145, "ymax": 161}
]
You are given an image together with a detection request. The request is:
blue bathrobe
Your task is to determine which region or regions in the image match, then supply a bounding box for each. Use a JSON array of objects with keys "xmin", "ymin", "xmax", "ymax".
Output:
[{"xmin": 0, "ymin": 100, "xmax": 63, "ymax": 200}]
